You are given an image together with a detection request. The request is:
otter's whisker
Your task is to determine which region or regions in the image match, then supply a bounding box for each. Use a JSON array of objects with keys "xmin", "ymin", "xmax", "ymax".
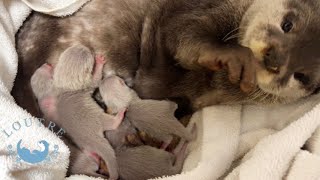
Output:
[
  {"xmin": 222, "ymin": 27, "xmax": 240, "ymax": 41},
  {"xmin": 224, "ymin": 32, "xmax": 244, "ymax": 42}
]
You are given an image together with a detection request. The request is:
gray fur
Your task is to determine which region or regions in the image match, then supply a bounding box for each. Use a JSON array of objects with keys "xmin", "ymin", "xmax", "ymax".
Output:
[
  {"xmin": 16, "ymin": 0, "xmax": 320, "ymax": 114},
  {"xmin": 98, "ymin": 76, "xmax": 142, "ymax": 151},
  {"xmin": 53, "ymin": 44, "xmax": 95, "ymax": 91},
  {"xmin": 104, "ymin": 118, "xmax": 142, "ymax": 150},
  {"xmin": 67, "ymin": 138, "xmax": 188, "ymax": 180},
  {"xmin": 116, "ymin": 144, "xmax": 188, "ymax": 180},
  {"xmin": 70, "ymin": 74, "xmax": 193, "ymax": 179},
  {"xmin": 100, "ymin": 76, "xmax": 194, "ymax": 146},
  {"xmin": 127, "ymin": 100, "xmax": 193, "ymax": 142},
  {"xmin": 30, "ymin": 63, "xmax": 57, "ymax": 120},
  {"xmin": 52, "ymin": 45, "xmax": 121, "ymax": 180},
  {"xmin": 56, "ymin": 90, "xmax": 121, "ymax": 180},
  {"xmin": 30, "ymin": 63, "xmax": 54, "ymax": 100},
  {"xmin": 99, "ymin": 75, "xmax": 138, "ymax": 115},
  {"xmin": 31, "ymin": 45, "xmax": 121, "ymax": 179},
  {"xmin": 65, "ymin": 137, "xmax": 105, "ymax": 178}
]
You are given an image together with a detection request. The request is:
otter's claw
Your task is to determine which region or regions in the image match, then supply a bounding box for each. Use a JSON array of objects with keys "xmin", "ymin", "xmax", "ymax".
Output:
[{"xmin": 198, "ymin": 45, "xmax": 257, "ymax": 93}]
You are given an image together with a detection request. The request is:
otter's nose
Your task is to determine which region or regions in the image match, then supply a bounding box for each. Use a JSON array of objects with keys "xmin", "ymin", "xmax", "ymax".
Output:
[{"xmin": 263, "ymin": 47, "xmax": 283, "ymax": 73}]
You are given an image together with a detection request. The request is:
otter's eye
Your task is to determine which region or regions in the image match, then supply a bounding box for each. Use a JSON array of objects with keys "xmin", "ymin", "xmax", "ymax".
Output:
[
  {"xmin": 294, "ymin": 72, "xmax": 310, "ymax": 85},
  {"xmin": 281, "ymin": 20, "xmax": 293, "ymax": 33}
]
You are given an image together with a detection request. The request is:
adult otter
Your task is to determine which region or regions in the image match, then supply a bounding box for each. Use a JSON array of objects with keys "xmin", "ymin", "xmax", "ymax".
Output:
[{"xmin": 13, "ymin": 0, "xmax": 320, "ymax": 116}]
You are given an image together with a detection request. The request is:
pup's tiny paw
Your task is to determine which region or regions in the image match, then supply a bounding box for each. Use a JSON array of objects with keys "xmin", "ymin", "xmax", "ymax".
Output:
[{"xmin": 95, "ymin": 55, "xmax": 106, "ymax": 64}]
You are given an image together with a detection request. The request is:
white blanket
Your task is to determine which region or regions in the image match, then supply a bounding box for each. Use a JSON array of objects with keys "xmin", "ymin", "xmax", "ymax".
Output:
[
  {"xmin": 0, "ymin": 0, "xmax": 89, "ymax": 179},
  {"xmin": 1, "ymin": 0, "xmax": 320, "ymax": 180},
  {"xmin": 152, "ymin": 94, "xmax": 320, "ymax": 180}
]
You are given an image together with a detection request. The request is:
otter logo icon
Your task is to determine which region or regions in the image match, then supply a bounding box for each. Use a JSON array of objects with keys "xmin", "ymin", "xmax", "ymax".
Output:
[
  {"xmin": 4, "ymin": 118, "xmax": 62, "ymax": 164},
  {"xmin": 16, "ymin": 139, "xmax": 50, "ymax": 164},
  {"xmin": 7, "ymin": 139, "xmax": 60, "ymax": 164}
]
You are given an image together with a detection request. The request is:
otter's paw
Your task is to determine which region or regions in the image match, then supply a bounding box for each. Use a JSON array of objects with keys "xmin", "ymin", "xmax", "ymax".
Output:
[
  {"xmin": 192, "ymin": 96, "xmax": 220, "ymax": 110},
  {"xmin": 98, "ymin": 158, "xmax": 110, "ymax": 177},
  {"xmin": 126, "ymin": 134, "xmax": 144, "ymax": 146},
  {"xmin": 192, "ymin": 99, "xmax": 205, "ymax": 110},
  {"xmin": 95, "ymin": 55, "xmax": 106, "ymax": 65},
  {"xmin": 198, "ymin": 46, "xmax": 257, "ymax": 93}
]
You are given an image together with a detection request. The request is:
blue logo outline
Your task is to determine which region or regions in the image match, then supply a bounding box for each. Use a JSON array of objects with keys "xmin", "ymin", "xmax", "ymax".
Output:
[{"xmin": 7, "ymin": 139, "xmax": 59, "ymax": 164}]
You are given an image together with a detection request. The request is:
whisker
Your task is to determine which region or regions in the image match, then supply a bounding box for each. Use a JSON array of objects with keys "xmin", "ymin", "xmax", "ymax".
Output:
[
  {"xmin": 224, "ymin": 33, "xmax": 244, "ymax": 42},
  {"xmin": 222, "ymin": 27, "xmax": 240, "ymax": 41}
]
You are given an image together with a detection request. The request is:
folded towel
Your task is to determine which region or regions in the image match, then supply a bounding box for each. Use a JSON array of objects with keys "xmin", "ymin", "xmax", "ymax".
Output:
[
  {"xmin": 0, "ymin": 0, "xmax": 89, "ymax": 179},
  {"xmin": 286, "ymin": 151, "xmax": 320, "ymax": 180},
  {"xmin": 226, "ymin": 98, "xmax": 320, "ymax": 180},
  {"xmin": 154, "ymin": 94, "xmax": 320, "ymax": 180}
]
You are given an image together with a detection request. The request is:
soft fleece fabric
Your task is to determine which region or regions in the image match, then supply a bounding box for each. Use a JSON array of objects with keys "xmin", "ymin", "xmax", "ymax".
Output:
[
  {"xmin": 1, "ymin": 0, "xmax": 320, "ymax": 180},
  {"xmin": 0, "ymin": 0, "xmax": 89, "ymax": 179}
]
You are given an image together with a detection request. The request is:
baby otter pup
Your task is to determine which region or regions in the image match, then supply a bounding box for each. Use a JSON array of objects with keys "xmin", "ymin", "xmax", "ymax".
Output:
[
  {"xmin": 99, "ymin": 142, "xmax": 190, "ymax": 180},
  {"xmin": 66, "ymin": 136, "xmax": 190, "ymax": 180},
  {"xmin": 30, "ymin": 44, "xmax": 124, "ymax": 180},
  {"xmin": 65, "ymin": 75, "xmax": 195, "ymax": 179},
  {"xmin": 100, "ymin": 76, "xmax": 195, "ymax": 150}
]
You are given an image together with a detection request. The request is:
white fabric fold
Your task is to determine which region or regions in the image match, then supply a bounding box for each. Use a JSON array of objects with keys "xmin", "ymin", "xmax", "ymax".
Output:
[{"xmin": 0, "ymin": 0, "xmax": 89, "ymax": 179}]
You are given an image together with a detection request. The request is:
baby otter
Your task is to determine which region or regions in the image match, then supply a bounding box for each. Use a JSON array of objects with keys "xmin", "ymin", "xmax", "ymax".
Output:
[{"xmin": 14, "ymin": 0, "xmax": 320, "ymax": 114}]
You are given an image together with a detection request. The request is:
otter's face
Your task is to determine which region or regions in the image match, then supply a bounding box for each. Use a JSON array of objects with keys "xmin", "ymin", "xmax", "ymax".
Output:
[{"xmin": 240, "ymin": 0, "xmax": 320, "ymax": 101}]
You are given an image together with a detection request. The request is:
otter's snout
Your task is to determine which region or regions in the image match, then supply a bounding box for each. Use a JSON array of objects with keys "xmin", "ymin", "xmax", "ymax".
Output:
[{"xmin": 263, "ymin": 47, "xmax": 285, "ymax": 73}]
